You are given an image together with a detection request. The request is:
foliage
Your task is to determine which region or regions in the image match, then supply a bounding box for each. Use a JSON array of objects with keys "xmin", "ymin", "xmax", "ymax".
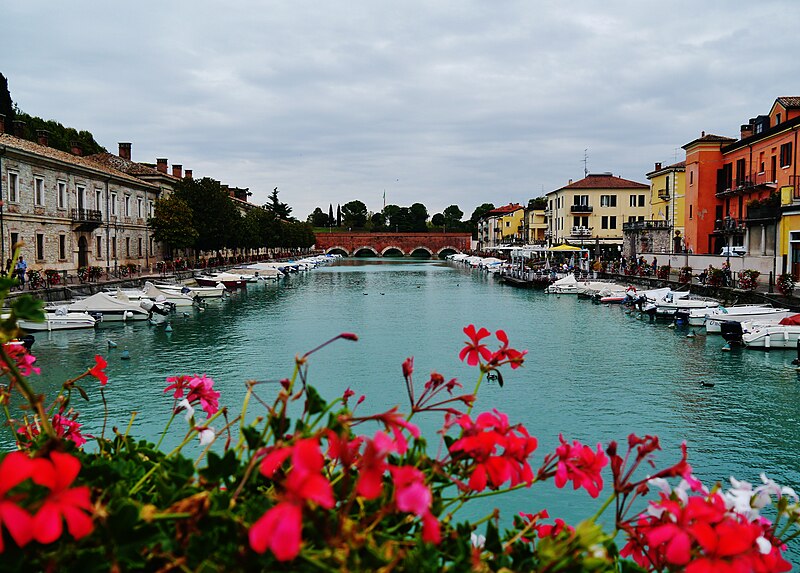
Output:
[
  {"xmin": 738, "ymin": 269, "xmax": 761, "ymax": 291},
  {"xmin": 307, "ymin": 207, "xmax": 330, "ymax": 228},
  {"xmin": 44, "ymin": 269, "xmax": 61, "ymax": 287},
  {"xmin": 25, "ymin": 269, "xmax": 43, "ymax": 290},
  {"xmin": 0, "ymin": 73, "xmax": 14, "ymax": 124},
  {"xmin": 11, "ymin": 109, "xmax": 105, "ymax": 155},
  {"xmin": 173, "ymin": 178, "xmax": 241, "ymax": 252},
  {"xmin": 528, "ymin": 197, "xmax": 547, "ymax": 210},
  {"xmin": 148, "ymin": 195, "xmax": 199, "ymax": 251},
  {"xmin": 341, "ymin": 200, "xmax": 368, "ymax": 229},
  {"xmin": 707, "ymin": 266, "xmax": 726, "ymax": 287},
  {"xmin": 1, "ymin": 276, "xmax": 798, "ymax": 571},
  {"xmin": 657, "ymin": 265, "xmax": 670, "ymax": 280},
  {"xmin": 778, "ymin": 273, "xmax": 796, "ymax": 296},
  {"xmin": 470, "ymin": 203, "xmax": 496, "ymax": 237},
  {"xmin": 265, "ymin": 187, "xmax": 293, "ymax": 221},
  {"xmin": 443, "ymin": 204, "xmax": 465, "ymax": 231},
  {"xmin": 678, "ymin": 266, "xmax": 692, "ymax": 284}
]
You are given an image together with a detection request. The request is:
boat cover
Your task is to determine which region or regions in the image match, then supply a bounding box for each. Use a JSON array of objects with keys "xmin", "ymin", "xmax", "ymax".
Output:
[
  {"xmin": 66, "ymin": 292, "xmax": 144, "ymax": 313},
  {"xmin": 778, "ymin": 314, "xmax": 800, "ymax": 326}
]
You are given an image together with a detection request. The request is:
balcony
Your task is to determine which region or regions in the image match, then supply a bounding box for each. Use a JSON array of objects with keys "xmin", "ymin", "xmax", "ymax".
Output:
[
  {"xmin": 712, "ymin": 216, "xmax": 745, "ymax": 236},
  {"xmin": 570, "ymin": 226, "xmax": 592, "ymax": 237},
  {"xmin": 622, "ymin": 219, "xmax": 670, "ymax": 232},
  {"xmin": 543, "ymin": 208, "xmax": 552, "ymax": 217},
  {"xmin": 657, "ymin": 189, "xmax": 670, "ymax": 200},
  {"xmin": 71, "ymin": 208, "xmax": 102, "ymax": 231},
  {"xmin": 716, "ymin": 171, "xmax": 777, "ymax": 197},
  {"xmin": 745, "ymin": 204, "xmax": 780, "ymax": 222},
  {"xmin": 570, "ymin": 204, "xmax": 593, "ymax": 214}
]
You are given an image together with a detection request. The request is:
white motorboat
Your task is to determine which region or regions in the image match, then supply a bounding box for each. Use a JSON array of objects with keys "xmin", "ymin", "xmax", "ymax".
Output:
[
  {"xmin": 741, "ymin": 315, "xmax": 800, "ymax": 349},
  {"xmin": 141, "ymin": 282, "xmax": 196, "ymax": 307},
  {"xmin": 140, "ymin": 298, "xmax": 172, "ymax": 325},
  {"xmin": 193, "ymin": 272, "xmax": 248, "ymax": 289},
  {"xmin": 235, "ymin": 264, "xmax": 285, "ymax": 281},
  {"xmin": 19, "ymin": 307, "xmax": 98, "ymax": 331},
  {"xmin": 545, "ymin": 274, "xmax": 579, "ymax": 294},
  {"xmin": 646, "ymin": 291, "xmax": 718, "ymax": 319},
  {"xmin": 57, "ymin": 292, "xmax": 150, "ymax": 322},
  {"xmin": 692, "ymin": 305, "xmax": 794, "ymax": 332},
  {"xmin": 154, "ymin": 282, "xmax": 226, "ymax": 299}
]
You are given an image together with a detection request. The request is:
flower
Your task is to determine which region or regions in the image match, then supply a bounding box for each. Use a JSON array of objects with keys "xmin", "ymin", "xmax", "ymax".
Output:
[
  {"xmin": 249, "ymin": 501, "xmax": 302, "ymax": 561},
  {"xmin": 176, "ymin": 398, "xmax": 195, "ymax": 422},
  {"xmin": 87, "ymin": 354, "xmax": 107, "ymax": 386},
  {"xmin": 0, "ymin": 452, "xmax": 34, "ymax": 552},
  {"xmin": 30, "ymin": 451, "xmax": 94, "ymax": 544},
  {"xmin": 1, "ymin": 343, "xmax": 40, "ymax": 377},
  {"xmin": 459, "ymin": 325, "xmax": 493, "ymax": 366},
  {"xmin": 553, "ymin": 435, "xmax": 608, "ymax": 498},
  {"xmin": 186, "ymin": 374, "xmax": 220, "ymax": 418},
  {"xmin": 196, "ymin": 427, "xmax": 215, "ymax": 446},
  {"xmin": 164, "ymin": 374, "xmax": 193, "ymax": 399}
]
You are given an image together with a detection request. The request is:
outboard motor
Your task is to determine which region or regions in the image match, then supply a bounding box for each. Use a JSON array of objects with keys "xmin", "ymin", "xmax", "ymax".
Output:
[
  {"xmin": 720, "ymin": 321, "xmax": 744, "ymax": 344},
  {"xmin": 20, "ymin": 334, "xmax": 35, "ymax": 351},
  {"xmin": 674, "ymin": 310, "xmax": 690, "ymax": 326}
]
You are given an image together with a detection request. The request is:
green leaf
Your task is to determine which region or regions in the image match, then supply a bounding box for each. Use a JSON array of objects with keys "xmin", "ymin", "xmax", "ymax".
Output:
[
  {"xmin": 241, "ymin": 426, "xmax": 262, "ymax": 451},
  {"xmin": 305, "ymin": 384, "xmax": 326, "ymax": 415},
  {"xmin": 11, "ymin": 294, "xmax": 45, "ymax": 322},
  {"xmin": 484, "ymin": 521, "xmax": 502, "ymax": 554}
]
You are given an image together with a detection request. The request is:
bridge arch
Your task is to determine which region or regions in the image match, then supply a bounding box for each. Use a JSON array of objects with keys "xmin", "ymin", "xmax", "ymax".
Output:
[
  {"xmin": 380, "ymin": 245, "xmax": 405, "ymax": 257},
  {"xmin": 409, "ymin": 246, "xmax": 433, "ymax": 258},
  {"xmin": 436, "ymin": 246, "xmax": 461, "ymax": 258},
  {"xmin": 353, "ymin": 246, "xmax": 380, "ymax": 257},
  {"xmin": 325, "ymin": 246, "xmax": 350, "ymax": 257}
]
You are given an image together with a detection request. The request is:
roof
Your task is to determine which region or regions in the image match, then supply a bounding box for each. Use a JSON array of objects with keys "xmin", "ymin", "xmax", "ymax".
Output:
[
  {"xmin": 86, "ymin": 152, "xmax": 173, "ymax": 178},
  {"xmin": 552, "ymin": 173, "xmax": 648, "ymax": 193},
  {"xmin": 0, "ymin": 133, "xmax": 157, "ymax": 189},
  {"xmin": 486, "ymin": 203, "xmax": 523, "ymax": 216},
  {"xmin": 682, "ymin": 133, "xmax": 737, "ymax": 150},
  {"xmin": 776, "ymin": 96, "xmax": 800, "ymax": 109},
  {"xmin": 646, "ymin": 161, "xmax": 686, "ymax": 178}
]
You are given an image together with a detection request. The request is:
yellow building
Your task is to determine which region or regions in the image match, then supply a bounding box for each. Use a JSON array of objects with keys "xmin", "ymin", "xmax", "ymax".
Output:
[
  {"xmin": 645, "ymin": 161, "xmax": 686, "ymax": 253},
  {"xmin": 477, "ymin": 203, "xmax": 524, "ymax": 249},
  {"xmin": 545, "ymin": 173, "xmax": 649, "ymax": 257}
]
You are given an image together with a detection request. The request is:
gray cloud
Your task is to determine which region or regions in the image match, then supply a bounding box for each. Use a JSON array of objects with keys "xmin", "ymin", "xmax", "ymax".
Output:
[{"xmin": 3, "ymin": 0, "xmax": 800, "ymax": 220}]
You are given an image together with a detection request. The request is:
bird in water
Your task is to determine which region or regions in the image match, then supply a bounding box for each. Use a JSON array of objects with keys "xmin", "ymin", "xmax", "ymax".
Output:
[
  {"xmin": 107, "ymin": 339, "xmax": 117, "ymax": 348},
  {"xmin": 700, "ymin": 380, "xmax": 715, "ymax": 388}
]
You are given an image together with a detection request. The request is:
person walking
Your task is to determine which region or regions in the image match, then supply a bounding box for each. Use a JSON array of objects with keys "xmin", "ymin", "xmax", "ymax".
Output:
[{"xmin": 14, "ymin": 255, "xmax": 27, "ymax": 289}]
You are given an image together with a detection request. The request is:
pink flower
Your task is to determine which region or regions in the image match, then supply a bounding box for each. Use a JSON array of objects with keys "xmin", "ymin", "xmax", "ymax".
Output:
[
  {"xmin": 88, "ymin": 355, "xmax": 108, "ymax": 386},
  {"xmin": 391, "ymin": 466, "xmax": 432, "ymax": 516},
  {"xmin": 554, "ymin": 435, "xmax": 608, "ymax": 498},
  {"xmin": 249, "ymin": 501, "xmax": 303, "ymax": 561},
  {"xmin": 165, "ymin": 374, "xmax": 221, "ymax": 418},
  {"xmin": 459, "ymin": 325, "xmax": 493, "ymax": 366},
  {"xmin": 30, "ymin": 451, "xmax": 94, "ymax": 544},
  {"xmin": 375, "ymin": 408, "xmax": 420, "ymax": 454},
  {"xmin": 355, "ymin": 431, "xmax": 395, "ymax": 499},
  {"xmin": 163, "ymin": 374, "xmax": 192, "ymax": 399},
  {"xmin": 2, "ymin": 343, "xmax": 40, "ymax": 377},
  {"xmin": 0, "ymin": 452, "xmax": 34, "ymax": 552}
]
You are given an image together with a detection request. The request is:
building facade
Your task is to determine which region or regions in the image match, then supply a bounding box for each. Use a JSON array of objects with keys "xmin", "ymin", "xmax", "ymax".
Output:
[
  {"xmin": 545, "ymin": 173, "xmax": 649, "ymax": 258},
  {"xmin": 477, "ymin": 203, "xmax": 524, "ymax": 249}
]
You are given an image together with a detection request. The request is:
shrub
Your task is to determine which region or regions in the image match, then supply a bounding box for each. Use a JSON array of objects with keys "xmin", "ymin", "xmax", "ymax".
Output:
[
  {"xmin": 678, "ymin": 266, "xmax": 692, "ymax": 284},
  {"xmin": 738, "ymin": 269, "xmax": 761, "ymax": 290},
  {"xmin": 778, "ymin": 273, "xmax": 796, "ymax": 296}
]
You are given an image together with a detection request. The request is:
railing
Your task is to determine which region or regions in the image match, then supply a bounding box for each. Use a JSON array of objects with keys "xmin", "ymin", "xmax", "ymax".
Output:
[
  {"xmin": 71, "ymin": 208, "xmax": 102, "ymax": 224},
  {"xmin": 543, "ymin": 208, "xmax": 552, "ymax": 216},
  {"xmin": 745, "ymin": 204, "xmax": 780, "ymax": 221},
  {"xmin": 713, "ymin": 217, "xmax": 746, "ymax": 235},
  {"xmin": 570, "ymin": 204, "xmax": 593, "ymax": 213},
  {"xmin": 716, "ymin": 170, "xmax": 777, "ymax": 196},
  {"xmin": 657, "ymin": 189, "xmax": 670, "ymax": 200},
  {"xmin": 570, "ymin": 226, "xmax": 592, "ymax": 237},
  {"xmin": 622, "ymin": 220, "xmax": 670, "ymax": 231}
]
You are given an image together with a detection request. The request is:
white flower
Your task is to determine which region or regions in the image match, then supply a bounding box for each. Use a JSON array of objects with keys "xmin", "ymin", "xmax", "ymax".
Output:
[
  {"xmin": 177, "ymin": 398, "xmax": 195, "ymax": 422},
  {"xmin": 647, "ymin": 477, "xmax": 671, "ymax": 495},
  {"xmin": 470, "ymin": 533, "xmax": 485, "ymax": 548},
  {"xmin": 197, "ymin": 427, "xmax": 215, "ymax": 446},
  {"xmin": 756, "ymin": 536, "xmax": 772, "ymax": 555}
]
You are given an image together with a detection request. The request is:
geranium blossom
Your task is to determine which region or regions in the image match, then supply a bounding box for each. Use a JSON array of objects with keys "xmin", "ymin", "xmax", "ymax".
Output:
[
  {"xmin": 1, "ymin": 343, "xmax": 40, "ymax": 377},
  {"xmin": 87, "ymin": 354, "xmax": 107, "ymax": 386},
  {"xmin": 553, "ymin": 435, "xmax": 608, "ymax": 498},
  {"xmin": 165, "ymin": 374, "xmax": 220, "ymax": 418},
  {"xmin": 30, "ymin": 452, "xmax": 94, "ymax": 544},
  {"xmin": 459, "ymin": 325, "xmax": 493, "ymax": 366},
  {"xmin": 0, "ymin": 451, "xmax": 34, "ymax": 552}
]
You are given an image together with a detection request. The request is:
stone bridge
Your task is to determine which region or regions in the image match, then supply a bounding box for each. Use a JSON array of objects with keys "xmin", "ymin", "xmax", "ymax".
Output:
[{"xmin": 314, "ymin": 232, "xmax": 472, "ymax": 257}]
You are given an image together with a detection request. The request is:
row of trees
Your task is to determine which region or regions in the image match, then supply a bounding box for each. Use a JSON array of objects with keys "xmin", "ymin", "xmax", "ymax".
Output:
[
  {"xmin": 307, "ymin": 201, "xmax": 503, "ymax": 236},
  {"xmin": 149, "ymin": 178, "xmax": 314, "ymax": 257}
]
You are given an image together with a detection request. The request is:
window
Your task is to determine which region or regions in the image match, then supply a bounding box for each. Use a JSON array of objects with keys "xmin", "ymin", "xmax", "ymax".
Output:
[
  {"xmin": 7, "ymin": 171, "xmax": 18, "ymax": 202},
  {"xmin": 638, "ymin": 195, "xmax": 645, "ymax": 207},
  {"xmin": 77, "ymin": 185, "xmax": 86, "ymax": 211},
  {"xmin": 124, "ymin": 195, "xmax": 131, "ymax": 217},
  {"xmin": 600, "ymin": 195, "xmax": 617, "ymax": 207},
  {"xmin": 111, "ymin": 237, "xmax": 116, "ymax": 259},
  {"xmin": 57, "ymin": 181, "xmax": 67, "ymax": 209},
  {"xmin": 609, "ymin": 216, "xmax": 617, "ymax": 229},
  {"xmin": 137, "ymin": 238, "xmax": 142, "ymax": 257},
  {"xmin": 638, "ymin": 216, "xmax": 645, "ymax": 222},
  {"xmin": 776, "ymin": 113, "xmax": 782, "ymax": 125},
  {"xmin": 110, "ymin": 192, "xmax": 117, "ymax": 216},
  {"xmin": 735, "ymin": 159, "xmax": 746, "ymax": 186},
  {"xmin": 758, "ymin": 152, "xmax": 765, "ymax": 174},
  {"xmin": 602, "ymin": 216, "xmax": 609, "ymax": 229},
  {"xmin": 95, "ymin": 189, "xmax": 103, "ymax": 214},
  {"xmin": 148, "ymin": 200, "xmax": 154, "ymax": 218},
  {"xmin": 573, "ymin": 194, "xmax": 588, "ymax": 205},
  {"xmin": 780, "ymin": 143, "xmax": 793, "ymax": 168},
  {"xmin": 689, "ymin": 205, "xmax": 693, "ymax": 219},
  {"xmin": 10, "ymin": 232, "xmax": 18, "ymax": 253},
  {"xmin": 126, "ymin": 237, "xmax": 130, "ymax": 256},
  {"xmin": 96, "ymin": 236, "xmax": 102, "ymax": 259},
  {"xmin": 601, "ymin": 216, "xmax": 617, "ymax": 230},
  {"xmin": 690, "ymin": 170, "xmax": 694, "ymax": 185},
  {"xmin": 34, "ymin": 177, "xmax": 44, "ymax": 206},
  {"xmin": 137, "ymin": 197, "xmax": 143, "ymax": 218},
  {"xmin": 58, "ymin": 235, "xmax": 66, "ymax": 260},
  {"xmin": 629, "ymin": 194, "xmax": 637, "ymax": 207},
  {"xmin": 35, "ymin": 233, "xmax": 44, "ymax": 260}
]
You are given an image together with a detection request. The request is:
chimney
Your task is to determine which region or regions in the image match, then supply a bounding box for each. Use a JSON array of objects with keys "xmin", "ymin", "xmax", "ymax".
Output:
[
  {"xmin": 119, "ymin": 142, "xmax": 132, "ymax": 160},
  {"xmin": 568, "ymin": 179, "xmax": 573, "ymax": 185},
  {"xmin": 184, "ymin": 169, "xmax": 193, "ymax": 179},
  {"xmin": 37, "ymin": 130, "xmax": 49, "ymax": 147},
  {"xmin": 156, "ymin": 158, "xmax": 168, "ymax": 173},
  {"xmin": 12, "ymin": 120, "xmax": 25, "ymax": 138},
  {"xmin": 172, "ymin": 164, "xmax": 182, "ymax": 178},
  {"xmin": 740, "ymin": 124, "xmax": 753, "ymax": 140},
  {"xmin": 70, "ymin": 141, "xmax": 82, "ymax": 156},
  {"xmin": 0, "ymin": 114, "xmax": 5, "ymax": 134},
  {"xmin": 654, "ymin": 162, "xmax": 662, "ymax": 171},
  {"xmin": 701, "ymin": 130, "xmax": 705, "ymax": 137}
]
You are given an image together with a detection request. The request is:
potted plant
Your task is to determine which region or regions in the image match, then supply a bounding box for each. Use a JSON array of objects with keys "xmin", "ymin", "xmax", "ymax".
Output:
[{"xmin": 778, "ymin": 273, "xmax": 796, "ymax": 296}]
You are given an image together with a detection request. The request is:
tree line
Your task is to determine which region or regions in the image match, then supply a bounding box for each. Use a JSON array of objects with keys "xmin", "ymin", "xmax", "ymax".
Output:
[
  {"xmin": 307, "ymin": 201, "xmax": 501, "ymax": 236},
  {"xmin": 149, "ymin": 178, "xmax": 314, "ymax": 257}
]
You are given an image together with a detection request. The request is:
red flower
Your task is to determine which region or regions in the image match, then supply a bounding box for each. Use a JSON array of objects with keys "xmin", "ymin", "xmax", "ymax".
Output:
[
  {"xmin": 459, "ymin": 325, "xmax": 493, "ymax": 366},
  {"xmin": 355, "ymin": 431, "xmax": 395, "ymax": 499},
  {"xmin": 30, "ymin": 451, "xmax": 94, "ymax": 544},
  {"xmin": 87, "ymin": 354, "xmax": 107, "ymax": 386},
  {"xmin": 553, "ymin": 435, "xmax": 608, "ymax": 498},
  {"xmin": 1, "ymin": 343, "xmax": 40, "ymax": 377},
  {"xmin": 249, "ymin": 501, "xmax": 303, "ymax": 561},
  {"xmin": 390, "ymin": 465, "xmax": 440, "ymax": 544},
  {"xmin": 163, "ymin": 374, "xmax": 193, "ymax": 399},
  {"xmin": 0, "ymin": 452, "xmax": 34, "ymax": 552},
  {"xmin": 164, "ymin": 374, "xmax": 221, "ymax": 418}
]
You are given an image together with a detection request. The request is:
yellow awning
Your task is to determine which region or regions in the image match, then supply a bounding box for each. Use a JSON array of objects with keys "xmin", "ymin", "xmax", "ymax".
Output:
[{"xmin": 547, "ymin": 244, "xmax": 582, "ymax": 252}]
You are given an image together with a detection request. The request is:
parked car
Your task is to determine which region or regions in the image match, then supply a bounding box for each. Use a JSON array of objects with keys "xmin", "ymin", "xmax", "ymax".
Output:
[{"xmin": 720, "ymin": 246, "xmax": 747, "ymax": 257}]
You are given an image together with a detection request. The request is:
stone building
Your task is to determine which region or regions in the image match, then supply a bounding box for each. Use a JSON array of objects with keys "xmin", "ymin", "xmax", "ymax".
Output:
[{"xmin": 0, "ymin": 117, "xmax": 162, "ymax": 275}]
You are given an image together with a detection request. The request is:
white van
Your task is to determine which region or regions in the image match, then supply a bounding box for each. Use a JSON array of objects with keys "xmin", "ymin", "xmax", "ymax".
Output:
[{"xmin": 720, "ymin": 246, "xmax": 747, "ymax": 257}]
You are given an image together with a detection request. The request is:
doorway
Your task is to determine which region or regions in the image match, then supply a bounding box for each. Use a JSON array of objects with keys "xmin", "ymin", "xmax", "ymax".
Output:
[{"xmin": 78, "ymin": 236, "xmax": 88, "ymax": 268}]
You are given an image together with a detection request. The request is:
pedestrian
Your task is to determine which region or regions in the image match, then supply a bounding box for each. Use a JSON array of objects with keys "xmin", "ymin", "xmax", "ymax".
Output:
[
  {"xmin": 14, "ymin": 255, "xmax": 27, "ymax": 289},
  {"xmin": 4, "ymin": 258, "xmax": 11, "ymax": 276}
]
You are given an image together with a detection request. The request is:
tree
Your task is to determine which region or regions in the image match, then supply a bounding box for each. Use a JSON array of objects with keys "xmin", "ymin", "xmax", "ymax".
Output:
[
  {"xmin": 431, "ymin": 213, "xmax": 445, "ymax": 228},
  {"xmin": 238, "ymin": 209, "xmax": 263, "ymax": 251},
  {"xmin": 174, "ymin": 177, "xmax": 241, "ymax": 252},
  {"xmin": 370, "ymin": 212, "xmax": 386, "ymax": 230},
  {"xmin": 409, "ymin": 203, "xmax": 429, "ymax": 232},
  {"xmin": 148, "ymin": 195, "xmax": 199, "ymax": 255},
  {"xmin": 266, "ymin": 187, "xmax": 293, "ymax": 220},
  {"xmin": 328, "ymin": 204, "xmax": 335, "ymax": 227},
  {"xmin": 528, "ymin": 197, "xmax": 547, "ymax": 210},
  {"xmin": 336, "ymin": 204, "xmax": 342, "ymax": 227},
  {"xmin": 443, "ymin": 205, "xmax": 464, "ymax": 230},
  {"xmin": 469, "ymin": 203, "xmax": 495, "ymax": 238},
  {"xmin": 341, "ymin": 200, "xmax": 368, "ymax": 229},
  {"xmin": 0, "ymin": 73, "xmax": 14, "ymax": 124},
  {"xmin": 308, "ymin": 207, "xmax": 329, "ymax": 227}
]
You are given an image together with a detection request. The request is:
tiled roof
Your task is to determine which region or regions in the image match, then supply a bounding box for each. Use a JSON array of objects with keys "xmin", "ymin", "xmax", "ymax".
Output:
[
  {"xmin": 86, "ymin": 152, "xmax": 171, "ymax": 178},
  {"xmin": 776, "ymin": 96, "xmax": 800, "ymax": 109},
  {"xmin": 0, "ymin": 133, "xmax": 157, "ymax": 188},
  {"xmin": 682, "ymin": 133, "xmax": 736, "ymax": 149},
  {"xmin": 487, "ymin": 203, "xmax": 523, "ymax": 215},
  {"xmin": 646, "ymin": 161, "xmax": 686, "ymax": 177},
  {"xmin": 555, "ymin": 173, "xmax": 648, "ymax": 191}
]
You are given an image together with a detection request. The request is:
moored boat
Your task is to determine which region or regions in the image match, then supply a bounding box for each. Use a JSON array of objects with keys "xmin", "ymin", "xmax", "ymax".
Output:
[
  {"xmin": 18, "ymin": 307, "xmax": 98, "ymax": 331},
  {"xmin": 56, "ymin": 292, "xmax": 150, "ymax": 322}
]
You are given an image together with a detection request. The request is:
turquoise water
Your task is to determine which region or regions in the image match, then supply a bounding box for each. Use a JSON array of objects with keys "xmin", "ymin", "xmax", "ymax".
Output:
[{"xmin": 11, "ymin": 258, "xmax": 800, "ymax": 556}]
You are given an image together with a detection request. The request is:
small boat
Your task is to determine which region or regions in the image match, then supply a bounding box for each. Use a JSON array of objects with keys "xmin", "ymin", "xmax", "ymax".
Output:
[
  {"xmin": 694, "ymin": 305, "xmax": 794, "ymax": 332},
  {"xmin": 140, "ymin": 298, "xmax": 173, "ymax": 325},
  {"xmin": 57, "ymin": 292, "xmax": 150, "ymax": 322},
  {"xmin": 545, "ymin": 274, "xmax": 579, "ymax": 294},
  {"xmin": 154, "ymin": 282, "xmax": 226, "ymax": 299},
  {"xmin": 646, "ymin": 291, "xmax": 718, "ymax": 319},
  {"xmin": 741, "ymin": 315, "xmax": 800, "ymax": 349},
  {"xmin": 193, "ymin": 272, "xmax": 248, "ymax": 290},
  {"xmin": 18, "ymin": 307, "xmax": 98, "ymax": 331}
]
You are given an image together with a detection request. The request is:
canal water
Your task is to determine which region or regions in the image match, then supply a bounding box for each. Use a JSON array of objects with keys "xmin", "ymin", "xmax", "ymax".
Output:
[{"xmin": 12, "ymin": 258, "xmax": 800, "ymax": 555}]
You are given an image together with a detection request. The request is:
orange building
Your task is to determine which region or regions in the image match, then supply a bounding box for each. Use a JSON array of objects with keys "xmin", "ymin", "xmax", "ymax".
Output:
[{"xmin": 683, "ymin": 97, "xmax": 800, "ymax": 255}]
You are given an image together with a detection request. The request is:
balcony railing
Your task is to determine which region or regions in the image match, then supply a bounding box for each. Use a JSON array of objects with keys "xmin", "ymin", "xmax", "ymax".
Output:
[
  {"xmin": 745, "ymin": 204, "xmax": 780, "ymax": 222},
  {"xmin": 716, "ymin": 171, "xmax": 777, "ymax": 196},
  {"xmin": 570, "ymin": 226, "xmax": 592, "ymax": 237},
  {"xmin": 71, "ymin": 208, "xmax": 102, "ymax": 231},
  {"xmin": 543, "ymin": 208, "xmax": 552, "ymax": 216},
  {"xmin": 570, "ymin": 204, "xmax": 593, "ymax": 213},
  {"xmin": 713, "ymin": 217, "xmax": 746, "ymax": 235},
  {"xmin": 657, "ymin": 189, "xmax": 670, "ymax": 200},
  {"xmin": 622, "ymin": 219, "xmax": 670, "ymax": 232}
]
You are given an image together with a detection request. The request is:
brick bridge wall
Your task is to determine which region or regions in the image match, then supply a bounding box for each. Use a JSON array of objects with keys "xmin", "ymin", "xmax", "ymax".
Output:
[{"xmin": 314, "ymin": 232, "xmax": 472, "ymax": 257}]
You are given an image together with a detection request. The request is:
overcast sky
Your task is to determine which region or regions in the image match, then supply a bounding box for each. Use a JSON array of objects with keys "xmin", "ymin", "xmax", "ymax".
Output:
[{"xmin": 3, "ymin": 1, "xmax": 800, "ymax": 221}]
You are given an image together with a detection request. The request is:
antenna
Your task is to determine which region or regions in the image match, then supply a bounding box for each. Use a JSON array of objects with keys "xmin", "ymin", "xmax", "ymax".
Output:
[
  {"xmin": 674, "ymin": 147, "xmax": 678, "ymax": 162},
  {"xmin": 582, "ymin": 149, "xmax": 589, "ymax": 177}
]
